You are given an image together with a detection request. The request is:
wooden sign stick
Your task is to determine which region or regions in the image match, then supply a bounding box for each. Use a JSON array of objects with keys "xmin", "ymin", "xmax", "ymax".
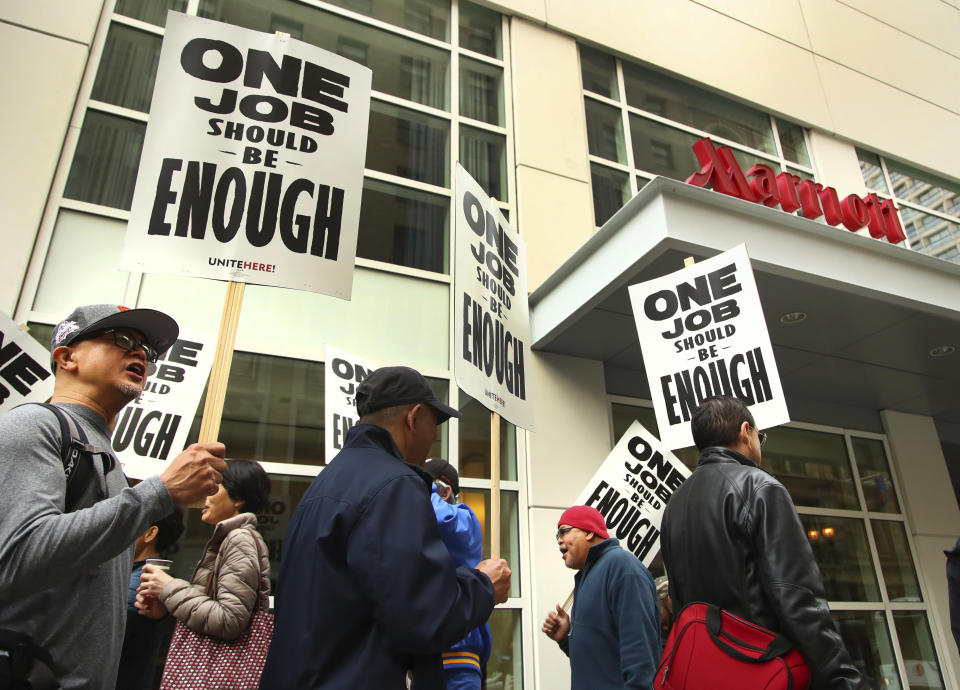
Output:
[
  {"xmin": 490, "ymin": 411, "xmax": 501, "ymax": 560},
  {"xmin": 197, "ymin": 281, "xmax": 244, "ymax": 444}
]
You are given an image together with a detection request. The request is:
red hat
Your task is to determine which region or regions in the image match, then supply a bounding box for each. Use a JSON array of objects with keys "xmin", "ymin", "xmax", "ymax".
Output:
[{"xmin": 558, "ymin": 505, "xmax": 609, "ymax": 539}]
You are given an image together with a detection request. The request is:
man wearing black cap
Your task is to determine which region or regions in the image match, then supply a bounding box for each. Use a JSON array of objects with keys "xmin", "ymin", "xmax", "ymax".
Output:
[
  {"xmin": 261, "ymin": 366, "xmax": 511, "ymax": 690},
  {"xmin": 0, "ymin": 304, "xmax": 227, "ymax": 689},
  {"xmin": 423, "ymin": 458, "xmax": 491, "ymax": 690}
]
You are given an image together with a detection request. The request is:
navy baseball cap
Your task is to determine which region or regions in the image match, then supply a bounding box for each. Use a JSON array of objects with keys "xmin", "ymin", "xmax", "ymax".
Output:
[{"xmin": 355, "ymin": 366, "xmax": 460, "ymax": 423}]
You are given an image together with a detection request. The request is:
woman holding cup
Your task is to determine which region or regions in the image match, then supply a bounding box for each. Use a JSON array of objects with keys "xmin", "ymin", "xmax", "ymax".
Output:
[{"xmin": 137, "ymin": 459, "xmax": 272, "ymax": 688}]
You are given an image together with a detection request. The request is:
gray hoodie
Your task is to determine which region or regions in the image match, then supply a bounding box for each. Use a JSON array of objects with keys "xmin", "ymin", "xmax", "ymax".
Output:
[{"xmin": 0, "ymin": 402, "xmax": 173, "ymax": 689}]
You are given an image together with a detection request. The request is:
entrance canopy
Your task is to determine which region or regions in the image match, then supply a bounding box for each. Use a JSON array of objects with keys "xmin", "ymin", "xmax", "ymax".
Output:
[{"xmin": 529, "ymin": 177, "xmax": 960, "ymax": 437}]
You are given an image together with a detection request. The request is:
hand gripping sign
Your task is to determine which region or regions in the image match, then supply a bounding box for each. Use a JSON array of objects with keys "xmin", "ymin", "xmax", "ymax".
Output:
[
  {"xmin": 122, "ymin": 12, "xmax": 372, "ymax": 300},
  {"xmin": 627, "ymin": 244, "xmax": 789, "ymax": 449},
  {"xmin": 574, "ymin": 421, "xmax": 691, "ymax": 567}
]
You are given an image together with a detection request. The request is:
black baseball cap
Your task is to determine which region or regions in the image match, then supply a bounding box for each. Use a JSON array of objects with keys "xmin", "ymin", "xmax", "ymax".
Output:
[
  {"xmin": 50, "ymin": 304, "xmax": 179, "ymax": 371},
  {"xmin": 356, "ymin": 366, "xmax": 460, "ymax": 423},
  {"xmin": 424, "ymin": 458, "xmax": 460, "ymax": 495}
]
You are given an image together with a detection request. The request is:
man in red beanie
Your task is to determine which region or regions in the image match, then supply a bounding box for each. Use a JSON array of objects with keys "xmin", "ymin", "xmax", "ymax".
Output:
[{"xmin": 541, "ymin": 505, "xmax": 660, "ymax": 689}]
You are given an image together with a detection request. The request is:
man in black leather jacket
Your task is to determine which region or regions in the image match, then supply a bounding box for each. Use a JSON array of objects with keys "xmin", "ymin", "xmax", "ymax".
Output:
[{"xmin": 661, "ymin": 396, "xmax": 862, "ymax": 689}]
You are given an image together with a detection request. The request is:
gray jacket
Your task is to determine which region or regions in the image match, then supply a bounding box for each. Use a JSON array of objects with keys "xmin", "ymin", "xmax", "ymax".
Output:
[
  {"xmin": 160, "ymin": 512, "xmax": 270, "ymax": 640},
  {"xmin": 0, "ymin": 403, "xmax": 173, "ymax": 689}
]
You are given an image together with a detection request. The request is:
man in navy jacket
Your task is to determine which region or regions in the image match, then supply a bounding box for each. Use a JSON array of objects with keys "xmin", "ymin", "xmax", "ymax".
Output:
[
  {"xmin": 541, "ymin": 505, "xmax": 660, "ymax": 689},
  {"xmin": 260, "ymin": 366, "xmax": 511, "ymax": 690}
]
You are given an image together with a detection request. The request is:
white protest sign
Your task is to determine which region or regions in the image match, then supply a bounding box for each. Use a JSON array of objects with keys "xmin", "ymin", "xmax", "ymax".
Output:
[
  {"xmin": 324, "ymin": 345, "xmax": 378, "ymax": 462},
  {"xmin": 628, "ymin": 244, "xmax": 789, "ymax": 449},
  {"xmin": 0, "ymin": 314, "xmax": 54, "ymax": 413},
  {"xmin": 113, "ymin": 329, "xmax": 215, "ymax": 478},
  {"xmin": 575, "ymin": 421, "xmax": 690, "ymax": 567},
  {"xmin": 122, "ymin": 12, "xmax": 372, "ymax": 299},
  {"xmin": 453, "ymin": 163, "xmax": 534, "ymax": 431}
]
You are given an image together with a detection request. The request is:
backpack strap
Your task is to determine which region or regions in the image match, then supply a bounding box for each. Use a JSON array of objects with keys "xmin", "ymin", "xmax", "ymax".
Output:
[{"xmin": 17, "ymin": 403, "xmax": 115, "ymax": 512}]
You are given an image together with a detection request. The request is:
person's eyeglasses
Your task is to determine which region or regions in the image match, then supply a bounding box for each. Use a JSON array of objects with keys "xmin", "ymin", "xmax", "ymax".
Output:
[
  {"xmin": 758, "ymin": 431, "xmax": 768, "ymax": 447},
  {"xmin": 556, "ymin": 526, "xmax": 577, "ymax": 540},
  {"xmin": 101, "ymin": 329, "xmax": 160, "ymax": 362}
]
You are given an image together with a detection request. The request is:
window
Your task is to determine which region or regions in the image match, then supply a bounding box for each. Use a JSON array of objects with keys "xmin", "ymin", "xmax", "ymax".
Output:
[
  {"xmin": 55, "ymin": 0, "xmax": 511, "ymax": 275},
  {"xmin": 858, "ymin": 149, "xmax": 960, "ymax": 264},
  {"xmin": 610, "ymin": 401, "xmax": 945, "ymax": 689},
  {"xmin": 581, "ymin": 46, "xmax": 813, "ymax": 226}
]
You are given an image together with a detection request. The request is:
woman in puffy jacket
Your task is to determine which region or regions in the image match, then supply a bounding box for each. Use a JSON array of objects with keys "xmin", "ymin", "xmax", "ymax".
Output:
[{"xmin": 137, "ymin": 459, "xmax": 271, "ymax": 640}]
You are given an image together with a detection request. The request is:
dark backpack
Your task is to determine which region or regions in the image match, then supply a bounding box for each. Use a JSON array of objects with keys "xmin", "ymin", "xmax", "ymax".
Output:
[{"xmin": 21, "ymin": 403, "xmax": 116, "ymax": 513}]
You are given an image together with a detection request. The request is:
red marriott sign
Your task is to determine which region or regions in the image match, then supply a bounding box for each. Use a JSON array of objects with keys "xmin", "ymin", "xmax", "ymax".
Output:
[{"xmin": 685, "ymin": 138, "xmax": 906, "ymax": 244}]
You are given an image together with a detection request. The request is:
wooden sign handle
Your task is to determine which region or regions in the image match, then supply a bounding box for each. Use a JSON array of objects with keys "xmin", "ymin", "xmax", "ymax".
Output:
[
  {"xmin": 197, "ymin": 281, "xmax": 245, "ymax": 444},
  {"xmin": 490, "ymin": 411, "xmax": 501, "ymax": 560}
]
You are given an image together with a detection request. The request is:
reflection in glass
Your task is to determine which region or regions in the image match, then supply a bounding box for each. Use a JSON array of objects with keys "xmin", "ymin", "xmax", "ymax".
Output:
[
  {"xmin": 586, "ymin": 99, "xmax": 626, "ymax": 164},
  {"xmin": 115, "ymin": 0, "xmax": 187, "ymax": 26},
  {"xmin": 461, "ymin": 126, "xmax": 507, "ymax": 201},
  {"xmin": 857, "ymin": 149, "xmax": 890, "ymax": 194},
  {"xmin": 459, "ymin": 489, "xmax": 520, "ymax": 597},
  {"xmin": 91, "ymin": 24, "xmax": 162, "ymax": 112},
  {"xmin": 324, "ymin": 0, "xmax": 450, "ymax": 40},
  {"xmin": 460, "ymin": 57, "xmax": 504, "ymax": 126},
  {"xmin": 63, "ymin": 111, "xmax": 145, "ymax": 210},
  {"xmin": 622, "ymin": 62, "xmax": 776, "ymax": 155},
  {"xmin": 200, "ymin": 0, "xmax": 450, "ymax": 110},
  {"xmin": 852, "ymin": 437, "xmax": 900, "ymax": 513},
  {"xmin": 356, "ymin": 179, "xmax": 449, "ymax": 273},
  {"xmin": 459, "ymin": 0, "xmax": 501, "ymax": 58},
  {"xmin": 776, "ymin": 118, "xmax": 810, "ymax": 167},
  {"xmin": 629, "ymin": 115, "xmax": 700, "ymax": 179},
  {"xmin": 872, "ymin": 520, "xmax": 921, "ymax": 602},
  {"xmin": 488, "ymin": 608, "xmax": 523, "ymax": 689},
  {"xmin": 833, "ymin": 611, "xmax": 902, "ymax": 690},
  {"xmin": 762, "ymin": 426, "xmax": 859, "ymax": 510},
  {"xmin": 886, "ymin": 158, "xmax": 960, "ymax": 215},
  {"xmin": 367, "ymin": 100, "xmax": 449, "ymax": 186},
  {"xmin": 898, "ymin": 207, "xmax": 960, "ymax": 260},
  {"xmin": 458, "ymin": 391, "xmax": 517, "ymax": 481},
  {"xmin": 580, "ymin": 45, "xmax": 618, "ymax": 99},
  {"xmin": 800, "ymin": 516, "xmax": 880, "ymax": 601},
  {"xmin": 893, "ymin": 611, "xmax": 945, "ymax": 689},
  {"xmin": 258, "ymin": 473, "xmax": 314, "ymax": 588},
  {"xmin": 590, "ymin": 164, "xmax": 629, "ymax": 226}
]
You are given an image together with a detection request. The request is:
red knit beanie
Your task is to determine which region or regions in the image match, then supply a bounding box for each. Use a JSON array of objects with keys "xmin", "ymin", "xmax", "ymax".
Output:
[{"xmin": 558, "ymin": 505, "xmax": 609, "ymax": 539}]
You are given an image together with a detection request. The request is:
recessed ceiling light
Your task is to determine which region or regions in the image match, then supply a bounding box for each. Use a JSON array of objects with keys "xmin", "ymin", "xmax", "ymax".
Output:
[
  {"xmin": 779, "ymin": 311, "xmax": 807, "ymax": 324},
  {"xmin": 929, "ymin": 345, "xmax": 956, "ymax": 357}
]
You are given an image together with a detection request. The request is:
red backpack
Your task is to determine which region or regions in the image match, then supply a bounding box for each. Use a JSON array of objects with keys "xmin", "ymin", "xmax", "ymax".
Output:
[{"xmin": 655, "ymin": 603, "xmax": 811, "ymax": 690}]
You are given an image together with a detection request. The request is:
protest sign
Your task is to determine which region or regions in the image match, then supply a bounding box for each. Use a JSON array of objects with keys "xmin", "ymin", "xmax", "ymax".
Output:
[
  {"xmin": 453, "ymin": 163, "xmax": 534, "ymax": 431},
  {"xmin": 575, "ymin": 421, "xmax": 691, "ymax": 566},
  {"xmin": 122, "ymin": 12, "xmax": 372, "ymax": 300},
  {"xmin": 324, "ymin": 345, "xmax": 379, "ymax": 462},
  {"xmin": 0, "ymin": 314, "xmax": 54, "ymax": 413},
  {"xmin": 628, "ymin": 244, "xmax": 789, "ymax": 449},
  {"xmin": 113, "ymin": 329, "xmax": 215, "ymax": 478}
]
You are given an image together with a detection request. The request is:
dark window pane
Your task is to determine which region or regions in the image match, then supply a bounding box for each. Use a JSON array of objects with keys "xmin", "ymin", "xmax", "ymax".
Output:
[
  {"xmin": 459, "ymin": 488, "xmax": 520, "ymax": 597},
  {"xmin": 776, "ymin": 118, "xmax": 810, "ymax": 167},
  {"xmin": 580, "ymin": 45, "xmax": 618, "ymax": 99},
  {"xmin": 610, "ymin": 402, "xmax": 699, "ymax": 470},
  {"xmin": 324, "ymin": 0, "xmax": 449, "ymax": 40},
  {"xmin": 622, "ymin": 62, "xmax": 776, "ymax": 155},
  {"xmin": 460, "ymin": 126, "xmax": 506, "ymax": 201},
  {"xmin": 800, "ymin": 515, "xmax": 880, "ymax": 601},
  {"xmin": 586, "ymin": 99, "xmax": 626, "ymax": 164},
  {"xmin": 852, "ymin": 437, "xmax": 900, "ymax": 513},
  {"xmin": 91, "ymin": 23, "xmax": 162, "ymax": 112},
  {"xmin": 459, "ymin": 0, "xmax": 501, "ymax": 58},
  {"xmin": 460, "ymin": 57, "xmax": 504, "ymax": 126},
  {"xmin": 762, "ymin": 426, "xmax": 860, "ymax": 510},
  {"xmin": 63, "ymin": 111, "xmax": 145, "ymax": 210},
  {"xmin": 590, "ymin": 163, "xmax": 629, "ymax": 226},
  {"xmin": 257, "ymin": 473, "xmax": 314, "ymax": 587},
  {"xmin": 458, "ymin": 390, "xmax": 517, "ymax": 481},
  {"xmin": 356, "ymin": 179, "xmax": 449, "ymax": 273},
  {"xmin": 629, "ymin": 115, "xmax": 700, "ymax": 179},
  {"xmin": 833, "ymin": 611, "xmax": 902, "ymax": 690},
  {"xmin": 857, "ymin": 148, "xmax": 890, "ymax": 194},
  {"xmin": 872, "ymin": 520, "xmax": 921, "ymax": 602},
  {"xmin": 199, "ymin": 0, "xmax": 450, "ymax": 110},
  {"xmin": 114, "ymin": 0, "xmax": 187, "ymax": 26},
  {"xmin": 367, "ymin": 100, "xmax": 449, "ymax": 186},
  {"xmin": 488, "ymin": 609, "xmax": 523, "ymax": 689},
  {"xmin": 893, "ymin": 611, "xmax": 945, "ymax": 689}
]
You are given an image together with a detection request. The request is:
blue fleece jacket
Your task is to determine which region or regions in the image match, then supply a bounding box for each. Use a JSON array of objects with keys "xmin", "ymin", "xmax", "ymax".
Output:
[{"xmin": 558, "ymin": 539, "xmax": 660, "ymax": 689}]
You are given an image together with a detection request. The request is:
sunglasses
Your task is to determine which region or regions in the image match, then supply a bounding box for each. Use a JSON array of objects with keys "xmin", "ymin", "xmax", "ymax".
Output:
[
  {"xmin": 758, "ymin": 431, "xmax": 768, "ymax": 447},
  {"xmin": 100, "ymin": 329, "xmax": 160, "ymax": 362},
  {"xmin": 556, "ymin": 526, "xmax": 578, "ymax": 540}
]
